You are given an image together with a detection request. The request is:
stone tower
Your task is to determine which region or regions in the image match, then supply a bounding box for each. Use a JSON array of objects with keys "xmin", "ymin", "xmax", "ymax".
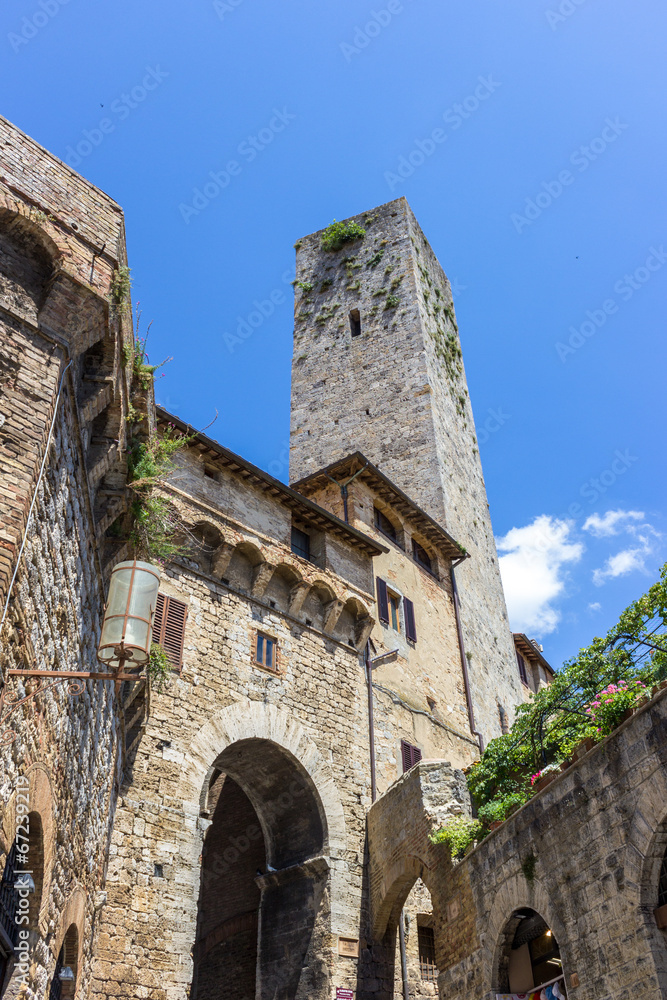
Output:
[{"xmin": 289, "ymin": 197, "xmax": 523, "ymax": 741}]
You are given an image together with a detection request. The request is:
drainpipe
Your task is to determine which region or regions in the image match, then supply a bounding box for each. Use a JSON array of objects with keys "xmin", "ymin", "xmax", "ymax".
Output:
[
  {"xmin": 364, "ymin": 641, "xmax": 377, "ymax": 804},
  {"xmin": 451, "ymin": 557, "xmax": 485, "ymax": 754},
  {"xmin": 398, "ymin": 912, "xmax": 410, "ymax": 1000},
  {"xmin": 325, "ymin": 463, "xmax": 368, "ymax": 524}
]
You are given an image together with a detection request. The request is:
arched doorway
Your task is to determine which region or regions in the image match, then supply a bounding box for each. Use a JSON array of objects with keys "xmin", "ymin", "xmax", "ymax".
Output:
[
  {"xmin": 48, "ymin": 923, "xmax": 78, "ymax": 999},
  {"xmin": 498, "ymin": 909, "xmax": 567, "ymax": 997},
  {"xmin": 191, "ymin": 738, "xmax": 330, "ymax": 1000},
  {"xmin": 394, "ymin": 878, "xmax": 439, "ymax": 998}
]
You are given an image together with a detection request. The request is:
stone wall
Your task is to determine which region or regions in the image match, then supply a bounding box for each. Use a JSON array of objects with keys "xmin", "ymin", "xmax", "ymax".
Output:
[
  {"xmin": 367, "ymin": 687, "xmax": 667, "ymax": 1000},
  {"xmin": 0, "ymin": 115, "xmax": 134, "ymax": 999}
]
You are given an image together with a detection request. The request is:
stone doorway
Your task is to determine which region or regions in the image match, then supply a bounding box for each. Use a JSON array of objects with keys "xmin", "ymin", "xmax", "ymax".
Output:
[{"xmin": 191, "ymin": 738, "xmax": 331, "ymax": 1000}]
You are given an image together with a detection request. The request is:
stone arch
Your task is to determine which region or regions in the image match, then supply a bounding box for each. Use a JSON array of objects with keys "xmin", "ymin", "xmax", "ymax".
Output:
[
  {"xmin": 637, "ymin": 794, "xmax": 667, "ymax": 987},
  {"xmin": 334, "ymin": 594, "xmax": 373, "ymax": 647},
  {"xmin": 373, "ymin": 853, "xmax": 436, "ymax": 942},
  {"xmin": 226, "ymin": 540, "xmax": 265, "ymax": 592},
  {"xmin": 487, "ymin": 875, "xmax": 569, "ymax": 994},
  {"xmin": 0, "ymin": 207, "xmax": 60, "ymax": 322},
  {"xmin": 0, "ymin": 764, "xmax": 55, "ymax": 933},
  {"xmin": 49, "ymin": 887, "xmax": 86, "ymax": 998},
  {"xmin": 184, "ymin": 702, "xmax": 347, "ymax": 1000},
  {"xmin": 188, "ymin": 520, "xmax": 225, "ymax": 575},
  {"xmin": 301, "ymin": 580, "xmax": 336, "ymax": 630},
  {"xmin": 180, "ymin": 700, "xmax": 346, "ymax": 861}
]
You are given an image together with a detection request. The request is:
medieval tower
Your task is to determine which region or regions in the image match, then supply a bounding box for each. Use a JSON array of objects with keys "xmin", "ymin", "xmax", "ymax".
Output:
[{"xmin": 289, "ymin": 198, "xmax": 523, "ymax": 744}]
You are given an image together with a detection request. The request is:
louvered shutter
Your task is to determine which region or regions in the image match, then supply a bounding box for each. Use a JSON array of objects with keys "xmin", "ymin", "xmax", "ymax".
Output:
[
  {"xmin": 401, "ymin": 739, "xmax": 422, "ymax": 773},
  {"xmin": 404, "ymin": 598, "xmax": 417, "ymax": 642},
  {"xmin": 152, "ymin": 593, "xmax": 187, "ymax": 671},
  {"xmin": 377, "ymin": 577, "xmax": 389, "ymax": 624}
]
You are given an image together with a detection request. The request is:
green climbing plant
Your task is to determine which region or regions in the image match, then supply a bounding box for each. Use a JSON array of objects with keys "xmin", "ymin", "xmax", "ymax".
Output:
[{"xmin": 321, "ymin": 219, "xmax": 366, "ymax": 252}]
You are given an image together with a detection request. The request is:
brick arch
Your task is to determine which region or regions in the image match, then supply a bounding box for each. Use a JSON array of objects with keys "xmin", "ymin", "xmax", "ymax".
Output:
[
  {"xmin": 1, "ymin": 763, "xmax": 55, "ymax": 933},
  {"xmin": 178, "ymin": 700, "xmax": 351, "ymax": 933},
  {"xmin": 373, "ymin": 852, "xmax": 435, "ymax": 941},
  {"xmin": 50, "ymin": 885, "xmax": 86, "ymax": 989},
  {"xmin": 486, "ymin": 874, "xmax": 570, "ymax": 994}
]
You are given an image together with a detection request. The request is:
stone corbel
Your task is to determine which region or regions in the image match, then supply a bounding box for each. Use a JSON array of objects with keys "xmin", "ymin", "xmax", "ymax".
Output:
[
  {"xmin": 355, "ymin": 616, "xmax": 376, "ymax": 650},
  {"xmin": 323, "ymin": 599, "xmax": 345, "ymax": 635},
  {"xmin": 212, "ymin": 542, "xmax": 235, "ymax": 578},
  {"xmin": 251, "ymin": 562, "xmax": 275, "ymax": 599},
  {"xmin": 288, "ymin": 582, "xmax": 311, "ymax": 617}
]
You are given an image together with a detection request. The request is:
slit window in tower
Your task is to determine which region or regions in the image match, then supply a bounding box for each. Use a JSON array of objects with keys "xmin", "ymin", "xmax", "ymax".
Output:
[{"xmin": 349, "ymin": 308, "xmax": 361, "ymax": 337}]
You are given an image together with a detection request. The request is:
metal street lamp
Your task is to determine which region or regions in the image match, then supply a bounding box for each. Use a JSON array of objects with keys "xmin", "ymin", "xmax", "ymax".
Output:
[
  {"xmin": 0, "ymin": 559, "xmax": 161, "ymax": 745},
  {"xmin": 98, "ymin": 560, "xmax": 161, "ymax": 671}
]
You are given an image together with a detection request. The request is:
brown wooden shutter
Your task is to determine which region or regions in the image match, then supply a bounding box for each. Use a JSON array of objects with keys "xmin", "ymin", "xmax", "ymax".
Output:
[
  {"xmin": 377, "ymin": 577, "xmax": 389, "ymax": 623},
  {"xmin": 404, "ymin": 598, "xmax": 417, "ymax": 642},
  {"xmin": 401, "ymin": 739, "xmax": 422, "ymax": 773},
  {"xmin": 152, "ymin": 593, "xmax": 187, "ymax": 671}
]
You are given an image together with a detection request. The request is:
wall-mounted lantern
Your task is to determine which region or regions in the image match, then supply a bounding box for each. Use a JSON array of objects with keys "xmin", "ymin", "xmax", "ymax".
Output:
[
  {"xmin": 59, "ymin": 967, "xmax": 75, "ymax": 982},
  {"xmin": 98, "ymin": 560, "xmax": 161, "ymax": 671},
  {"xmin": 0, "ymin": 560, "xmax": 161, "ymax": 745}
]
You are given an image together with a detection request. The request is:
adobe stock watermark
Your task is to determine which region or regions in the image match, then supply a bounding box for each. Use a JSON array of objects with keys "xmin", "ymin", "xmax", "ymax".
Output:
[
  {"xmin": 511, "ymin": 117, "xmax": 628, "ymax": 234},
  {"xmin": 223, "ymin": 268, "xmax": 295, "ymax": 353},
  {"xmin": 545, "ymin": 0, "xmax": 591, "ymax": 31},
  {"xmin": 213, "ymin": 0, "xmax": 246, "ymax": 20},
  {"xmin": 179, "ymin": 108, "xmax": 296, "ymax": 224},
  {"xmin": 8, "ymin": 0, "xmax": 72, "ymax": 54},
  {"xmin": 476, "ymin": 406, "xmax": 510, "ymax": 446},
  {"xmin": 64, "ymin": 66, "xmax": 169, "ymax": 168},
  {"xmin": 384, "ymin": 76, "xmax": 501, "ymax": 191},
  {"xmin": 340, "ymin": 0, "xmax": 417, "ymax": 62},
  {"xmin": 556, "ymin": 245, "xmax": 667, "ymax": 362},
  {"xmin": 13, "ymin": 774, "xmax": 32, "ymax": 990}
]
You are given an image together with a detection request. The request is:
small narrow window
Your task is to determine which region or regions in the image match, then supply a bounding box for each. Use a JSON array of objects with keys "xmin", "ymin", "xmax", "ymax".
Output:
[
  {"xmin": 418, "ymin": 924, "xmax": 438, "ymax": 982},
  {"xmin": 349, "ymin": 308, "xmax": 361, "ymax": 337},
  {"xmin": 516, "ymin": 652, "xmax": 528, "ymax": 686},
  {"xmin": 291, "ymin": 526, "xmax": 311, "ymax": 561},
  {"xmin": 152, "ymin": 594, "xmax": 188, "ymax": 671},
  {"xmin": 401, "ymin": 739, "xmax": 422, "ymax": 773},
  {"xmin": 374, "ymin": 507, "xmax": 396, "ymax": 542},
  {"xmin": 412, "ymin": 539, "xmax": 432, "ymax": 573},
  {"xmin": 389, "ymin": 592, "xmax": 401, "ymax": 632},
  {"xmin": 255, "ymin": 632, "xmax": 277, "ymax": 671}
]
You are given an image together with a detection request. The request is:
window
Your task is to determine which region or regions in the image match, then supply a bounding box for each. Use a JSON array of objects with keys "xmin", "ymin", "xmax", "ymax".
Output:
[
  {"xmin": 152, "ymin": 594, "xmax": 188, "ymax": 671},
  {"xmin": 255, "ymin": 632, "xmax": 277, "ymax": 671},
  {"xmin": 389, "ymin": 592, "xmax": 401, "ymax": 632},
  {"xmin": 291, "ymin": 526, "xmax": 311, "ymax": 562},
  {"xmin": 418, "ymin": 924, "xmax": 438, "ymax": 982},
  {"xmin": 517, "ymin": 652, "xmax": 528, "ymax": 686},
  {"xmin": 412, "ymin": 539, "xmax": 432, "ymax": 574},
  {"xmin": 401, "ymin": 739, "xmax": 422, "ymax": 773},
  {"xmin": 349, "ymin": 308, "xmax": 361, "ymax": 337},
  {"xmin": 374, "ymin": 507, "xmax": 396, "ymax": 542}
]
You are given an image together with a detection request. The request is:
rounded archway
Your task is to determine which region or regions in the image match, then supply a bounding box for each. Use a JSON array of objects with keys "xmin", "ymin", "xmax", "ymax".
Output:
[
  {"xmin": 497, "ymin": 908, "xmax": 567, "ymax": 996},
  {"xmin": 191, "ymin": 738, "xmax": 330, "ymax": 1000}
]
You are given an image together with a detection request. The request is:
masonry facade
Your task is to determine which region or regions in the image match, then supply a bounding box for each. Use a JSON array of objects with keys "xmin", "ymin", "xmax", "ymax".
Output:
[{"xmin": 0, "ymin": 117, "xmax": 665, "ymax": 1000}]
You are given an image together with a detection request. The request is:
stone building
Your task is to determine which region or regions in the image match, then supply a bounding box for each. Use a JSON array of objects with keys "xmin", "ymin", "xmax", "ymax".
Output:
[{"xmin": 0, "ymin": 115, "xmax": 666, "ymax": 1000}]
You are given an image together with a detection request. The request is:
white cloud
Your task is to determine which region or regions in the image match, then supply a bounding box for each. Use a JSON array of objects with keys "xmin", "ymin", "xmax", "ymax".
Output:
[
  {"xmin": 583, "ymin": 509, "xmax": 644, "ymax": 537},
  {"xmin": 497, "ymin": 516, "xmax": 584, "ymax": 635},
  {"xmin": 592, "ymin": 547, "xmax": 650, "ymax": 586},
  {"xmin": 588, "ymin": 602, "xmax": 602, "ymax": 612}
]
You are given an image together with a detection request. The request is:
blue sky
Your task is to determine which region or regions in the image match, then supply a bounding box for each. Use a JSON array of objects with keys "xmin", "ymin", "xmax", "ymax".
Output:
[{"xmin": 3, "ymin": 0, "xmax": 665, "ymax": 670}]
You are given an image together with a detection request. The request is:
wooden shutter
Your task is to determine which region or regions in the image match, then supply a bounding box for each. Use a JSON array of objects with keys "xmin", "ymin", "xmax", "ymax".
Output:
[
  {"xmin": 516, "ymin": 651, "xmax": 528, "ymax": 685},
  {"xmin": 152, "ymin": 593, "xmax": 187, "ymax": 670},
  {"xmin": 401, "ymin": 739, "xmax": 422, "ymax": 773},
  {"xmin": 404, "ymin": 598, "xmax": 417, "ymax": 642},
  {"xmin": 376, "ymin": 577, "xmax": 389, "ymax": 624}
]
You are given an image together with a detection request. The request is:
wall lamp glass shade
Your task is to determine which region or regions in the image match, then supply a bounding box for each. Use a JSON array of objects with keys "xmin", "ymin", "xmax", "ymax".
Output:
[
  {"xmin": 98, "ymin": 560, "xmax": 161, "ymax": 670},
  {"xmin": 59, "ymin": 967, "xmax": 75, "ymax": 982},
  {"xmin": 14, "ymin": 874, "xmax": 35, "ymax": 893}
]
